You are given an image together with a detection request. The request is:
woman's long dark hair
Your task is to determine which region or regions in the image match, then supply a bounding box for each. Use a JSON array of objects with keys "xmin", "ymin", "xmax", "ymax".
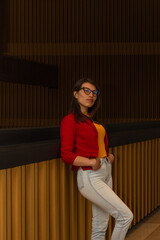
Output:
[{"xmin": 69, "ymin": 78, "xmax": 101, "ymax": 123}]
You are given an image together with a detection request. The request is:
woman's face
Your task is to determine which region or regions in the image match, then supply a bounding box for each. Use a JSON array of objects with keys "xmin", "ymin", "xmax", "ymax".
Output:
[{"xmin": 74, "ymin": 82, "xmax": 97, "ymax": 114}]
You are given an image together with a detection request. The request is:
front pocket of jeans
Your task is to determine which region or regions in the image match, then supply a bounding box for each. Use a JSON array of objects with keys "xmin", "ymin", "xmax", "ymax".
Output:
[
  {"xmin": 94, "ymin": 161, "xmax": 105, "ymax": 172},
  {"xmin": 77, "ymin": 170, "xmax": 84, "ymax": 190}
]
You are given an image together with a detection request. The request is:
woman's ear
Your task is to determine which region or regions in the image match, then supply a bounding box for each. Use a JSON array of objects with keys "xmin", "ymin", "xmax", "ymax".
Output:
[{"xmin": 73, "ymin": 91, "xmax": 78, "ymax": 99}]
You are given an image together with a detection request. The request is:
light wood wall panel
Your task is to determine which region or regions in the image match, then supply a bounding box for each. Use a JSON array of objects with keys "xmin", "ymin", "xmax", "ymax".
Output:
[{"xmin": 0, "ymin": 138, "xmax": 160, "ymax": 240}]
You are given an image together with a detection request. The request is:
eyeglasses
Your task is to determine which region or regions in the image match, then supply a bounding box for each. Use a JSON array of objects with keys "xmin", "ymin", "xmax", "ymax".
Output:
[{"xmin": 80, "ymin": 87, "xmax": 100, "ymax": 97}]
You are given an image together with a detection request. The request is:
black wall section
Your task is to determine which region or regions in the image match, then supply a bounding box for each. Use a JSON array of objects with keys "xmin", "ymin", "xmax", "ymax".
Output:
[
  {"xmin": 0, "ymin": 121, "xmax": 160, "ymax": 169},
  {"xmin": 0, "ymin": 55, "xmax": 58, "ymax": 88},
  {"xmin": 0, "ymin": 0, "xmax": 9, "ymax": 52}
]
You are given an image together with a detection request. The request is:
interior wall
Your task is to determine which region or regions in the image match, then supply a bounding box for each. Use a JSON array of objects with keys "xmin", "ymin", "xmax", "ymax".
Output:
[{"xmin": 0, "ymin": 0, "xmax": 160, "ymax": 127}]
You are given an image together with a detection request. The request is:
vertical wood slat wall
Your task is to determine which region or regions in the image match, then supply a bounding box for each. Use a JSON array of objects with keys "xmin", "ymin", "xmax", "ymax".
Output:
[
  {"xmin": 0, "ymin": 55, "xmax": 160, "ymax": 127},
  {"xmin": 8, "ymin": 0, "xmax": 160, "ymax": 43},
  {"xmin": 0, "ymin": 0, "xmax": 160, "ymax": 127},
  {"xmin": 0, "ymin": 138, "xmax": 160, "ymax": 240}
]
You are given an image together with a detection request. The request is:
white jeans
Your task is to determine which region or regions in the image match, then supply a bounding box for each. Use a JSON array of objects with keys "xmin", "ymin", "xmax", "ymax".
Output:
[{"xmin": 77, "ymin": 158, "xmax": 133, "ymax": 240}]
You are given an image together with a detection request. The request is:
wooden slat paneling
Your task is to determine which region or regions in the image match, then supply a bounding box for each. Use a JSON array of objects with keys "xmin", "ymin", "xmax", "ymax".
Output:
[
  {"xmin": 0, "ymin": 54, "xmax": 160, "ymax": 127},
  {"xmin": 1, "ymin": 0, "xmax": 160, "ymax": 127},
  {"xmin": 9, "ymin": 0, "xmax": 160, "ymax": 43},
  {"xmin": 0, "ymin": 139, "xmax": 159, "ymax": 239}
]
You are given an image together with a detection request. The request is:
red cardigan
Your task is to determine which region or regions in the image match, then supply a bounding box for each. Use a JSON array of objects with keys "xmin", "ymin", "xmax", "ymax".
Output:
[{"xmin": 60, "ymin": 112, "xmax": 109, "ymax": 171}]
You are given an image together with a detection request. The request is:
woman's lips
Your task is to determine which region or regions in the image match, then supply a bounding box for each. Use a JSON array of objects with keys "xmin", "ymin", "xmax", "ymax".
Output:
[{"xmin": 86, "ymin": 99, "xmax": 93, "ymax": 103}]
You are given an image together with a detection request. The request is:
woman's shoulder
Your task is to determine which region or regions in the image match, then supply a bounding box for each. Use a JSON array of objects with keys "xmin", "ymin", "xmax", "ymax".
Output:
[
  {"xmin": 60, "ymin": 112, "xmax": 77, "ymax": 135},
  {"xmin": 61, "ymin": 112, "xmax": 75, "ymax": 125}
]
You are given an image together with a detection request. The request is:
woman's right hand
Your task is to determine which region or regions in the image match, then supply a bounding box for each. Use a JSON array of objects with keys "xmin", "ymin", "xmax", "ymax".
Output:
[{"xmin": 91, "ymin": 159, "xmax": 101, "ymax": 171}]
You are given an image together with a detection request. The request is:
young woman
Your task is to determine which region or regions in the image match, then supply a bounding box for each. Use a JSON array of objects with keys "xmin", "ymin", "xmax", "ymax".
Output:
[{"xmin": 60, "ymin": 78, "xmax": 133, "ymax": 240}]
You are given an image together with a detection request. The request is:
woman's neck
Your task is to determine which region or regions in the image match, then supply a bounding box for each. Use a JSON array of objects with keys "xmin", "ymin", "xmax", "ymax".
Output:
[
  {"xmin": 80, "ymin": 107, "xmax": 88, "ymax": 115},
  {"xmin": 81, "ymin": 111, "xmax": 88, "ymax": 115}
]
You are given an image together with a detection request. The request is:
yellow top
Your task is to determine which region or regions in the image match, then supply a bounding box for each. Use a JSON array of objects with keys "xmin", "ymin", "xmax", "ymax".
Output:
[{"xmin": 93, "ymin": 122, "xmax": 107, "ymax": 158}]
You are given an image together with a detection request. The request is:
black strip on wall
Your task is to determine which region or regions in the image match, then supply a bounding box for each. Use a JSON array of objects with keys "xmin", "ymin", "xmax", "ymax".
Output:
[{"xmin": 0, "ymin": 121, "xmax": 160, "ymax": 170}]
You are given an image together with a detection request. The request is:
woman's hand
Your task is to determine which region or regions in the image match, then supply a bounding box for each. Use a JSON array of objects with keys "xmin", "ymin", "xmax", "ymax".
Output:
[
  {"xmin": 91, "ymin": 159, "xmax": 101, "ymax": 171},
  {"xmin": 107, "ymin": 153, "xmax": 115, "ymax": 164}
]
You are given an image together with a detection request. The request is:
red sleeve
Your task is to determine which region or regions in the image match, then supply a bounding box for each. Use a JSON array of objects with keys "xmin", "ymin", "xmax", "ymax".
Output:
[
  {"xmin": 60, "ymin": 115, "xmax": 78, "ymax": 165},
  {"xmin": 105, "ymin": 132, "xmax": 109, "ymax": 156}
]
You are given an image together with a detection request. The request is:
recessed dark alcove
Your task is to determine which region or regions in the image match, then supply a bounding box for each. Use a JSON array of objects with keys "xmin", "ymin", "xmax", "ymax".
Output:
[{"xmin": 0, "ymin": 54, "xmax": 58, "ymax": 88}]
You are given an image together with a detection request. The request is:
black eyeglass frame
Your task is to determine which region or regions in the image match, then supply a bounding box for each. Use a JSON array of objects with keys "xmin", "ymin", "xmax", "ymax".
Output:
[{"xmin": 80, "ymin": 87, "xmax": 100, "ymax": 97}]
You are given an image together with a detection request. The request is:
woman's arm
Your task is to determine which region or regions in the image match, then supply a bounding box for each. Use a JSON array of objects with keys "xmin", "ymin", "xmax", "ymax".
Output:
[
  {"xmin": 61, "ymin": 116, "xmax": 101, "ymax": 170},
  {"xmin": 104, "ymin": 131, "xmax": 115, "ymax": 164},
  {"xmin": 60, "ymin": 116, "xmax": 78, "ymax": 165},
  {"xmin": 61, "ymin": 116, "xmax": 100, "ymax": 170},
  {"xmin": 73, "ymin": 156, "xmax": 101, "ymax": 171},
  {"xmin": 107, "ymin": 153, "xmax": 115, "ymax": 164}
]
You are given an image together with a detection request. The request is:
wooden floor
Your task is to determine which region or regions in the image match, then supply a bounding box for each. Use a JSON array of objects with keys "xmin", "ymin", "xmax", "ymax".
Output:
[{"xmin": 126, "ymin": 208, "xmax": 160, "ymax": 240}]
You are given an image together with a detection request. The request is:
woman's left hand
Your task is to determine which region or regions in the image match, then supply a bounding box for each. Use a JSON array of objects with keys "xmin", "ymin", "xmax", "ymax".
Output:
[{"xmin": 107, "ymin": 153, "xmax": 115, "ymax": 164}]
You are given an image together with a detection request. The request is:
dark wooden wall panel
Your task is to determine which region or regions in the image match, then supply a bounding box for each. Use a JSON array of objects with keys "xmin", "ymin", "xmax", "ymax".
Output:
[
  {"xmin": 0, "ymin": 0, "xmax": 160, "ymax": 127},
  {"xmin": 6, "ymin": 0, "xmax": 160, "ymax": 43}
]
